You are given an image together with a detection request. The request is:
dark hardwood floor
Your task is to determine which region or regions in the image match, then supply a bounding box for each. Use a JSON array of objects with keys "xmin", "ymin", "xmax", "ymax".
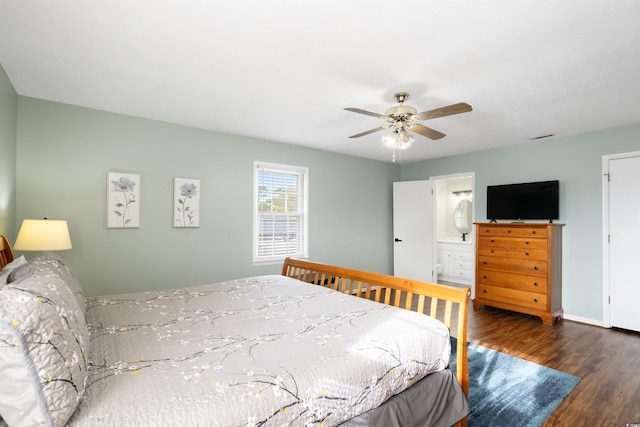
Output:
[{"xmin": 466, "ymin": 305, "xmax": 640, "ymax": 426}]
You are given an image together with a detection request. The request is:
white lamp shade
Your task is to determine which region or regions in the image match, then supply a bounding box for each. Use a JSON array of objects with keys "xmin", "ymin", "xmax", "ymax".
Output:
[{"xmin": 14, "ymin": 219, "xmax": 72, "ymax": 251}]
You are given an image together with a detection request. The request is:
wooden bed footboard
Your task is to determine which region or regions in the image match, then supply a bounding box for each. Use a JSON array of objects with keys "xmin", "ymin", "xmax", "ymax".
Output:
[{"xmin": 282, "ymin": 257, "xmax": 470, "ymax": 426}]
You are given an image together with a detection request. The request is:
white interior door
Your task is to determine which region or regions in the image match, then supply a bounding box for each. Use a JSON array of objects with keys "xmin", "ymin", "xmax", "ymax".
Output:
[
  {"xmin": 393, "ymin": 180, "xmax": 434, "ymax": 282},
  {"xmin": 608, "ymin": 154, "xmax": 640, "ymax": 332}
]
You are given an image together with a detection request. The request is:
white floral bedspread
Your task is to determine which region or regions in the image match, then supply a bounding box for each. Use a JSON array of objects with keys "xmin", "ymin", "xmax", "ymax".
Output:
[{"xmin": 67, "ymin": 275, "xmax": 450, "ymax": 426}]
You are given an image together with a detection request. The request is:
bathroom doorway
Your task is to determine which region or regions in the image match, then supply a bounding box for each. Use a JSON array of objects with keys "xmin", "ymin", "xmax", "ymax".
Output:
[{"xmin": 432, "ymin": 173, "xmax": 475, "ymax": 295}]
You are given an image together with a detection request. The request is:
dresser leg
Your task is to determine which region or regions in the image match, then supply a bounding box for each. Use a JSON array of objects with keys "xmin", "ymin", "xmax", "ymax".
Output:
[
  {"xmin": 541, "ymin": 314, "xmax": 554, "ymax": 326},
  {"xmin": 541, "ymin": 310, "xmax": 564, "ymax": 326}
]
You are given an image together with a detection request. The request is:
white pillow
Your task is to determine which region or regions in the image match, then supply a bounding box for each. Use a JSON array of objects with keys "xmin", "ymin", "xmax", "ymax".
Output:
[{"xmin": 0, "ymin": 255, "xmax": 26, "ymax": 284}]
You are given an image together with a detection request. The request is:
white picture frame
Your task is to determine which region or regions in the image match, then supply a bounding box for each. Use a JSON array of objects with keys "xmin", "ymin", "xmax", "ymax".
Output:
[
  {"xmin": 174, "ymin": 177, "xmax": 200, "ymax": 228},
  {"xmin": 107, "ymin": 171, "xmax": 141, "ymax": 228}
]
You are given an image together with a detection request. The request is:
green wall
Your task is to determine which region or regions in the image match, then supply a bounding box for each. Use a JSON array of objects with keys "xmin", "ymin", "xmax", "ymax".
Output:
[
  {"xmin": 11, "ymin": 89, "xmax": 640, "ymax": 323},
  {"xmin": 402, "ymin": 126, "xmax": 640, "ymax": 323},
  {"xmin": 16, "ymin": 97, "xmax": 399, "ymax": 296},
  {"xmin": 0, "ymin": 64, "xmax": 17, "ymax": 239}
]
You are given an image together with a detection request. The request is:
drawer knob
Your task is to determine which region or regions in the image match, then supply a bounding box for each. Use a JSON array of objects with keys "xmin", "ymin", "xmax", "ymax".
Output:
[
  {"xmin": 534, "ymin": 266, "xmax": 538, "ymax": 270},
  {"xmin": 483, "ymin": 275, "xmax": 487, "ymax": 279},
  {"xmin": 483, "ymin": 290, "xmax": 487, "ymax": 294},
  {"xmin": 483, "ymin": 261, "xmax": 487, "ymax": 265},
  {"xmin": 491, "ymin": 249, "xmax": 495, "ymax": 253},
  {"xmin": 534, "ymin": 298, "xmax": 538, "ymax": 303},
  {"xmin": 491, "ymin": 239, "xmax": 495, "ymax": 243},
  {"xmin": 525, "ymin": 241, "xmax": 530, "ymax": 245},
  {"xmin": 532, "ymin": 230, "xmax": 537, "ymax": 234},
  {"xmin": 525, "ymin": 251, "xmax": 529, "ymax": 256},
  {"xmin": 508, "ymin": 230, "xmax": 512, "ymax": 233},
  {"xmin": 534, "ymin": 282, "xmax": 539, "ymax": 286}
]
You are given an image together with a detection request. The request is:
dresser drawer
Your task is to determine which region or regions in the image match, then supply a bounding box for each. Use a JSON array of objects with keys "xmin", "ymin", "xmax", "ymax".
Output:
[
  {"xmin": 509, "ymin": 237, "xmax": 548, "ymax": 260},
  {"xmin": 477, "ymin": 269, "xmax": 547, "ymax": 293},
  {"xmin": 477, "ymin": 236, "xmax": 509, "ymax": 257},
  {"xmin": 478, "ymin": 246, "xmax": 510, "ymax": 257},
  {"xmin": 500, "ymin": 226, "xmax": 548, "ymax": 238},
  {"xmin": 478, "ymin": 226, "xmax": 501, "ymax": 236},
  {"xmin": 478, "ymin": 236, "xmax": 547, "ymax": 259},
  {"xmin": 477, "ymin": 284, "xmax": 548, "ymax": 309},
  {"xmin": 477, "ymin": 255, "xmax": 547, "ymax": 276},
  {"xmin": 477, "ymin": 225, "xmax": 548, "ymax": 237},
  {"xmin": 519, "ymin": 227, "xmax": 547, "ymax": 238}
]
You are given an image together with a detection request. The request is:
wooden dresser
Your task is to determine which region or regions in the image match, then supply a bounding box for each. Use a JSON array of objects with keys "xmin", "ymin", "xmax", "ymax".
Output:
[{"xmin": 474, "ymin": 222, "xmax": 564, "ymax": 326}]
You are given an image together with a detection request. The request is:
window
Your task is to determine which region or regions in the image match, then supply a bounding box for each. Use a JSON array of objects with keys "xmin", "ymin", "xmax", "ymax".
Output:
[{"xmin": 253, "ymin": 161, "xmax": 308, "ymax": 263}]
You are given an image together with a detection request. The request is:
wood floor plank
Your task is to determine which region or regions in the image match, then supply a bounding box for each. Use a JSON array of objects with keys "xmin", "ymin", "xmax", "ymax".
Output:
[{"xmin": 467, "ymin": 305, "xmax": 640, "ymax": 426}]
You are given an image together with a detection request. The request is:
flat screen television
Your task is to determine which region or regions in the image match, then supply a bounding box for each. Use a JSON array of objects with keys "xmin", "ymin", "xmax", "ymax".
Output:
[{"xmin": 486, "ymin": 180, "xmax": 559, "ymax": 221}]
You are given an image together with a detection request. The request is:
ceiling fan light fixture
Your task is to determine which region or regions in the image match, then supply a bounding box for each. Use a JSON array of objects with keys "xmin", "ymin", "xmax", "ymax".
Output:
[{"xmin": 383, "ymin": 128, "xmax": 414, "ymax": 150}]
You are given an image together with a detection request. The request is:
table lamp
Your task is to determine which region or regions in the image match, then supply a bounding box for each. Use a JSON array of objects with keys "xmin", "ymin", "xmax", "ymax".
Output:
[{"xmin": 14, "ymin": 219, "xmax": 72, "ymax": 251}]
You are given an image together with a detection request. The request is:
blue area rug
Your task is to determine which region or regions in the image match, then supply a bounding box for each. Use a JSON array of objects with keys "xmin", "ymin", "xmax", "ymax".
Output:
[{"xmin": 450, "ymin": 338, "xmax": 581, "ymax": 426}]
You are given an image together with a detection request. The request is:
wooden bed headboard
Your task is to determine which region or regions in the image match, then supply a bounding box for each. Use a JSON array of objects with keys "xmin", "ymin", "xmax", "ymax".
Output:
[
  {"xmin": 0, "ymin": 235, "xmax": 13, "ymax": 269},
  {"xmin": 281, "ymin": 257, "xmax": 470, "ymax": 408}
]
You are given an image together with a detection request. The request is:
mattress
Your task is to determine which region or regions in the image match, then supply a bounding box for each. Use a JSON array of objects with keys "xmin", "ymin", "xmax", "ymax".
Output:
[{"xmin": 67, "ymin": 275, "xmax": 452, "ymax": 426}]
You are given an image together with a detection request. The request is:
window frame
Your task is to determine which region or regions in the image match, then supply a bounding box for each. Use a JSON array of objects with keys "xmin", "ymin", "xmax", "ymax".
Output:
[{"xmin": 253, "ymin": 161, "xmax": 309, "ymax": 264}]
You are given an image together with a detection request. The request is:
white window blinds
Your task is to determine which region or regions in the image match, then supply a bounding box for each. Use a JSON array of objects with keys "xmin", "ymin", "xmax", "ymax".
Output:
[{"xmin": 253, "ymin": 162, "xmax": 308, "ymax": 263}]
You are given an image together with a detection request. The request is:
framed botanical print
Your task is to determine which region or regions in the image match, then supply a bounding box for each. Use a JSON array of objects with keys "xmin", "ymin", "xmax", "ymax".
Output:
[
  {"xmin": 174, "ymin": 177, "xmax": 200, "ymax": 227},
  {"xmin": 107, "ymin": 171, "xmax": 141, "ymax": 228}
]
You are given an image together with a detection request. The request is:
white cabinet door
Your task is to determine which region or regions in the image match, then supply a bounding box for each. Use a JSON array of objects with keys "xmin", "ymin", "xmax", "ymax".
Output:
[
  {"xmin": 609, "ymin": 155, "xmax": 640, "ymax": 332},
  {"xmin": 393, "ymin": 180, "xmax": 434, "ymax": 282}
]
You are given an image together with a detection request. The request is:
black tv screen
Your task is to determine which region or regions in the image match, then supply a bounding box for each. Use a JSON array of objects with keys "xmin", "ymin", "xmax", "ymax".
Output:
[{"xmin": 487, "ymin": 180, "xmax": 559, "ymax": 221}]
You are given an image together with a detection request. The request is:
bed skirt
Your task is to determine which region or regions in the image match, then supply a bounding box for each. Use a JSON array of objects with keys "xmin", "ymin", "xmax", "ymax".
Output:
[{"xmin": 341, "ymin": 369, "xmax": 469, "ymax": 427}]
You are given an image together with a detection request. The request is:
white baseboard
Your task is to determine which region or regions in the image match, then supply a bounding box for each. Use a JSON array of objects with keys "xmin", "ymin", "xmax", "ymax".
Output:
[{"xmin": 563, "ymin": 313, "xmax": 609, "ymax": 328}]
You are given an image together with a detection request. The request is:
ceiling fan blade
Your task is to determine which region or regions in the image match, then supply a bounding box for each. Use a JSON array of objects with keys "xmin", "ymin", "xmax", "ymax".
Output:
[
  {"xmin": 344, "ymin": 107, "xmax": 387, "ymax": 120},
  {"xmin": 409, "ymin": 124, "xmax": 446, "ymax": 140},
  {"xmin": 414, "ymin": 102, "xmax": 472, "ymax": 121},
  {"xmin": 348, "ymin": 125, "xmax": 390, "ymax": 138}
]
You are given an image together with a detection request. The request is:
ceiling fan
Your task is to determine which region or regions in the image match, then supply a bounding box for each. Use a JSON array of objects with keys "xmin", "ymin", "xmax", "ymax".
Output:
[{"xmin": 344, "ymin": 92, "xmax": 472, "ymax": 149}]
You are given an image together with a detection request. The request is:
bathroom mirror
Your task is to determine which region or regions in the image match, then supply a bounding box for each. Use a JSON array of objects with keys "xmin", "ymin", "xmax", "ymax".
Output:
[{"xmin": 454, "ymin": 199, "xmax": 472, "ymax": 235}]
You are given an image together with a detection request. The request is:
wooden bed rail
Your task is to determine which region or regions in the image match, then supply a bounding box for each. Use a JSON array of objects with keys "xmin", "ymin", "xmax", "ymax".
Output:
[
  {"xmin": 282, "ymin": 257, "xmax": 470, "ymax": 422},
  {"xmin": 0, "ymin": 236, "xmax": 14, "ymax": 269}
]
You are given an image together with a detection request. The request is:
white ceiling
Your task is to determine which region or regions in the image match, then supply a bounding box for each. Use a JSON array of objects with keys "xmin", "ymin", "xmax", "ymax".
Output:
[{"xmin": 1, "ymin": 1, "xmax": 639, "ymax": 164}]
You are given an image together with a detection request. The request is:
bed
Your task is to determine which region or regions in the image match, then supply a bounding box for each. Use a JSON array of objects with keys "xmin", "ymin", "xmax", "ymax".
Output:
[{"xmin": 0, "ymin": 236, "xmax": 470, "ymax": 427}]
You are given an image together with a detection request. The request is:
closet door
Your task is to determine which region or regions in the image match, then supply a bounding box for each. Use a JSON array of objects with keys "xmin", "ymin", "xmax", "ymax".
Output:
[
  {"xmin": 608, "ymin": 154, "xmax": 640, "ymax": 332},
  {"xmin": 393, "ymin": 180, "xmax": 434, "ymax": 282}
]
